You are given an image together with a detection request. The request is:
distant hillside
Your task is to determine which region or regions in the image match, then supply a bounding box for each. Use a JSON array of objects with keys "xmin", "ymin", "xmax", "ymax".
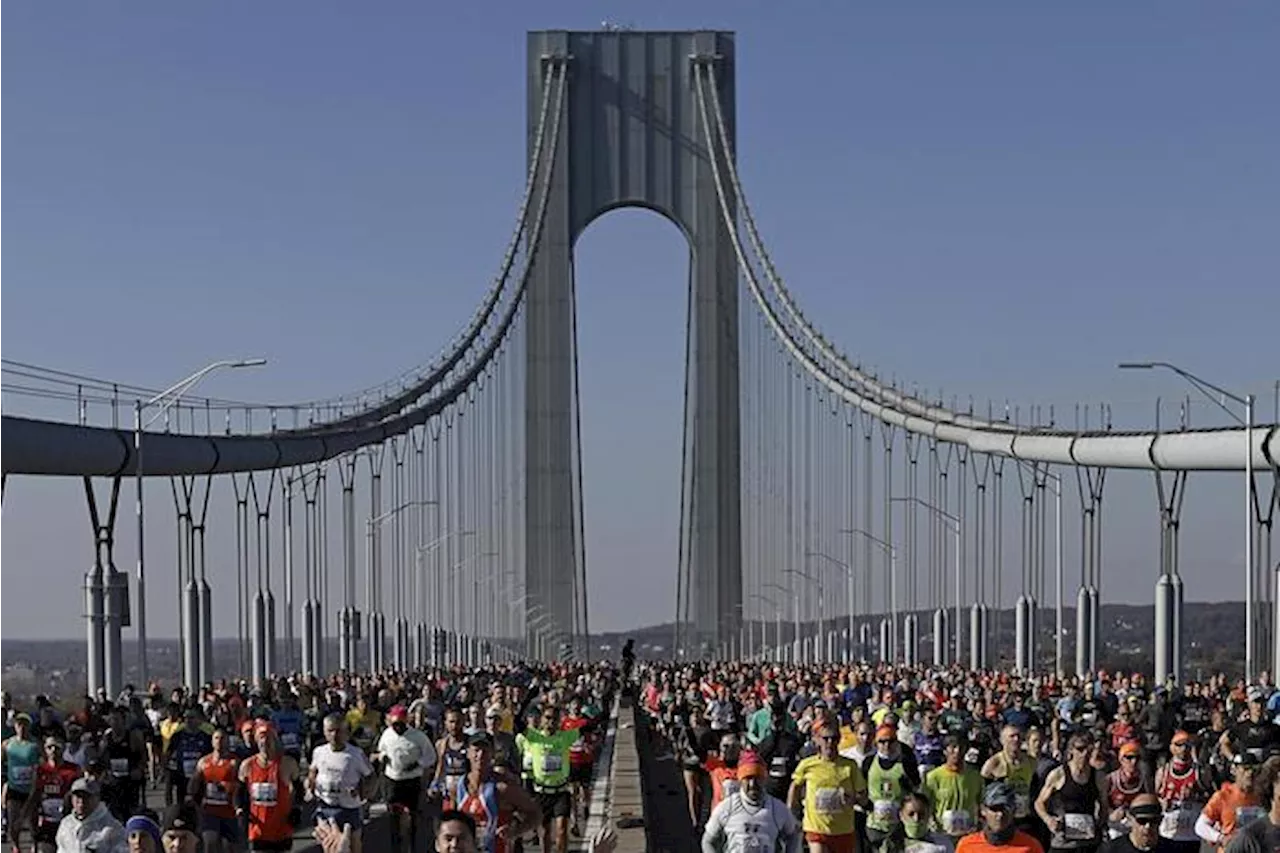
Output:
[{"xmin": 1, "ymin": 601, "xmax": 1256, "ymax": 704}]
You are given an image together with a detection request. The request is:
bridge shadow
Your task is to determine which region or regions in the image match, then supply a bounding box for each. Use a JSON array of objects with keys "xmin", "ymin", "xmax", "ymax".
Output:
[{"xmin": 634, "ymin": 701, "xmax": 700, "ymax": 853}]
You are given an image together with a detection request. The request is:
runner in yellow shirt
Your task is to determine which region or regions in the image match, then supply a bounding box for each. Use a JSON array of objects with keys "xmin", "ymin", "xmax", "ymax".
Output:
[{"xmin": 788, "ymin": 719, "xmax": 869, "ymax": 853}]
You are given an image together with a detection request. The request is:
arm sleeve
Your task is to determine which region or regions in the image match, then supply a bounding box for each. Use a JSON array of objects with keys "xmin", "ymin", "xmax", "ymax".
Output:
[{"xmin": 1196, "ymin": 813, "xmax": 1224, "ymax": 845}]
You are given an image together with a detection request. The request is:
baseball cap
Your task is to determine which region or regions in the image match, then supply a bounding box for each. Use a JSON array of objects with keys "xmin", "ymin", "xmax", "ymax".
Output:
[
  {"xmin": 162, "ymin": 803, "xmax": 200, "ymax": 835},
  {"xmin": 70, "ymin": 777, "xmax": 100, "ymax": 796},
  {"xmin": 467, "ymin": 731, "xmax": 494, "ymax": 749},
  {"xmin": 1234, "ymin": 752, "xmax": 1261, "ymax": 767},
  {"xmin": 982, "ymin": 781, "xmax": 1018, "ymax": 810},
  {"xmin": 1119, "ymin": 742, "xmax": 1141, "ymax": 758}
]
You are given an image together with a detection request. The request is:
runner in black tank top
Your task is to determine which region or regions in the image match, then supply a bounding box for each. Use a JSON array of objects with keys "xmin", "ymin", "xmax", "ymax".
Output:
[{"xmin": 1049, "ymin": 761, "xmax": 1101, "ymax": 853}]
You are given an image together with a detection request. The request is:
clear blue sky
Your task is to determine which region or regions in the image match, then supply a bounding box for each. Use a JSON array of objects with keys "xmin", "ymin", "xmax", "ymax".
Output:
[{"xmin": 3, "ymin": 2, "xmax": 1277, "ymax": 639}]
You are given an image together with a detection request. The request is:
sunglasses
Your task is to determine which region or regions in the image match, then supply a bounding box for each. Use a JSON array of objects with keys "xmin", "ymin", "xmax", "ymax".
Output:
[
  {"xmin": 818, "ymin": 734, "xmax": 839, "ymax": 742},
  {"xmin": 1133, "ymin": 816, "xmax": 1160, "ymax": 827},
  {"xmin": 876, "ymin": 739, "xmax": 894, "ymax": 745}
]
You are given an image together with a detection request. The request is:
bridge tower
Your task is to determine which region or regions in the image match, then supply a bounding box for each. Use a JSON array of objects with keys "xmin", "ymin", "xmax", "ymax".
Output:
[{"xmin": 524, "ymin": 30, "xmax": 742, "ymax": 657}]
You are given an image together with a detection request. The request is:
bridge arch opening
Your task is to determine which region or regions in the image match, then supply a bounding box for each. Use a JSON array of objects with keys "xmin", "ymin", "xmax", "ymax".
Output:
[{"xmin": 572, "ymin": 205, "xmax": 690, "ymax": 642}]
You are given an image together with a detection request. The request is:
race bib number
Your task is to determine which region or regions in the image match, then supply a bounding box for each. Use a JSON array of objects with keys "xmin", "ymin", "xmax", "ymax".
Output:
[
  {"xmin": 317, "ymin": 768, "xmax": 344, "ymax": 798},
  {"xmin": 40, "ymin": 798, "xmax": 63, "ymax": 821},
  {"xmin": 1248, "ymin": 747, "xmax": 1266, "ymax": 762},
  {"xmin": 182, "ymin": 758, "xmax": 198, "ymax": 776},
  {"xmin": 1063, "ymin": 813, "xmax": 1096, "ymax": 840},
  {"xmin": 1237, "ymin": 805, "xmax": 1266, "ymax": 827},
  {"xmin": 281, "ymin": 732, "xmax": 301, "ymax": 749},
  {"xmin": 814, "ymin": 787, "xmax": 845, "ymax": 815},
  {"xmin": 110, "ymin": 758, "xmax": 131, "ymax": 778},
  {"xmin": 11, "ymin": 766, "xmax": 34, "ymax": 788},
  {"xmin": 942, "ymin": 808, "xmax": 972, "ymax": 834},
  {"xmin": 206, "ymin": 782, "xmax": 230, "ymax": 805},
  {"xmin": 769, "ymin": 756, "xmax": 788, "ymax": 778},
  {"xmin": 541, "ymin": 754, "xmax": 562, "ymax": 773},
  {"xmin": 873, "ymin": 799, "xmax": 900, "ymax": 822},
  {"xmin": 1014, "ymin": 793, "xmax": 1031, "ymax": 819},
  {"xmin": 250, "ymin": 781, "xmax": 278, "ymax": 807}
]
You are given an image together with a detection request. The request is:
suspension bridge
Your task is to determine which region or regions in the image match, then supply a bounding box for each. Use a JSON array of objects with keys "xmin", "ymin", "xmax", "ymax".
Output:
[{"xmin": 3, "ymin": 30, "xmax": 1278, "ymax": 698}]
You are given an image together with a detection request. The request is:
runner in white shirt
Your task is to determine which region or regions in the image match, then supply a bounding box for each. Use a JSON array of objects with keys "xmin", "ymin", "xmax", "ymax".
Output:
[
  {"xmin": 307, "ymin": 714, "xmax": 375, "ymax": 853},
  {"xmin": 371, "ymin": 704, "xmax": 436, "ymax": 853},
  {"xmin": 702, "ymin": 753, "xmax": 801, "ymax": 853}
]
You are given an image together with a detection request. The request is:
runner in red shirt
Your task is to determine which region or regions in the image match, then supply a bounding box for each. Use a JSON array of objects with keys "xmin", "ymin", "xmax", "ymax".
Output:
[
  {"xmin": 25, "ymin": 736, "xmax": 81, "ymax": 853},
  {"xmin": 560, "ymin": 700, "xmax": 598, "ymax": 837}
]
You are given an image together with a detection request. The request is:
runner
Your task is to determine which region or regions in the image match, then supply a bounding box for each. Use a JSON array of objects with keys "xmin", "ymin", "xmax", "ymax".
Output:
[
  {"xmin": 957, "ymin": 782, "xmax": 1045, "ymax": 853},
  {"xmin": 862, "ymin": 722, "xmax": 921, "ymax": 852},
  {"xmin": 2, "ymin": 712, "xmax": 40, "ymax": 853},
  {"xmin": 308, "ymin": 714, "xmax": 375, "ymax": 853},
  {"xmin": 373, "ymin": 704, "xmax": 437, "ymax": 853},
  {"xmin": 1154, "ymin": 731, "xmax": 1207, "ymax": 853},
  {"xmin": 238, "ymin": 721, "xmax": 301, "ymax": 853},
  {"xmin": 983, "ymin": 726, "xmax": 1038, "ymax": 828},
  {"xmin": 701, "ymin": 752, "xmax": 801, "ymax": 853},
  {"xmin": 901, "ymin": 790, "xmax": 958, "ymax": 853},
  {"xmin": 24, "ymin": 735, "xmax": 81, "ymax": 853},
  {"xmin": 53, "ymin": 778, "xmax": 127, "ymax": 853},
  {"xmin": 517, "ymin": 703, "xmax": 578, "ymax": 853},
  {"xmin": 162, "ymin": 709, "xmax": 213, "ymax": 810},
  {"xmin": 446, "ymin": 732, "xmax": 542, "ymax": 853},
  {"xmin": 925, "ymin": 734, "xmax": 986, "ymax": 842},
  {"xmin": 1196, "ymin": 753, "xmax": 1264, "ymax": 852},
  {"xmin": 189, "ymin": 727, "xmax": 243, "ymax": 853},
  {"xmin": 789, "ymin": 717, "xmax": 868, "ymax": 853},
  {"xmin": 99, "ymin": 706, "xmax": 149, "ymax": 821},
  {"xmin": 1034, "ymin": 734, "xmax": 1106, "ymax": 853},
  {"xmin": 435, "ymin": 708, "xmax": 470, "ymax": 797}
]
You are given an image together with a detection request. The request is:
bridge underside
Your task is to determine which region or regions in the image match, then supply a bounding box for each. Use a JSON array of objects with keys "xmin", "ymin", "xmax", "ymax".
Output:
[{"xmin": 523, "ymin": 30, "xmax": 742, "ymax": 656}]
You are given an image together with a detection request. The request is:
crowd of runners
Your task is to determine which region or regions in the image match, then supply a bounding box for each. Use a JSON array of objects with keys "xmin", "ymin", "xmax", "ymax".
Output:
[
  {"xmin": 638, "ymin": 662, "xmax": 1280, "ymax": 853},
  {"xmin": 0, "ymin": 662, "xmax": 621, "ymax": 853}
]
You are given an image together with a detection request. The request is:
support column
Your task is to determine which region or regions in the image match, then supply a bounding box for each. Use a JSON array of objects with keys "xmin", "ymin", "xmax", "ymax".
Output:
[
  {"xmin": 1153, "ymin": 471, "xmax": 1189, "ymax": 685},
  {"xmin": 300, "ymin": 466, "xmax": 322, "ymax": 677},
  {"xmin": 970, "ymin": 455, "xmax": 992, "ymax": 671},
  {"xmin": 524, "ymin": 33, "xmax": 742, "ymax": 656},
  {"xmin": 1074, "ymin": 464, "xmax": 1107, "ymax": 677},
  {"xmin": 83, "ymin": 477, "xmax": 123, "ymax": 698},
  {"xmin": 366, "ymin": 444, "xmax": 386, "ymax": 672}
]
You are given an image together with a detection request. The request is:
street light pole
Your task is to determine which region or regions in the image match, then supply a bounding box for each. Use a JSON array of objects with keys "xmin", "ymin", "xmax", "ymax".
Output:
[
  {"xmin": 134, "ymin": 358, "xmax": 266, "ymax": 688},
  {"xmin": 840, "ymin": 528, "xmax": 899, "ymax": 662},
  {"xmin": 1120, "ymin": 361, "xmax": 1256, "ymax": 680},
  {"xmin": 890, "ymin": 497, "xmax": 962, "ymax": 666},
  {"xmin": 785, "ymin": 567, "xmax": 824, "ymax": 662},
  {"xmin": 806, "ymin": 551, "xmax": 853, "ymax": 663}
]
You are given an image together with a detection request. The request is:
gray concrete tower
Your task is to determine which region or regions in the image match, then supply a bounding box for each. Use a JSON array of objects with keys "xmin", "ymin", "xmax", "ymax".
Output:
[{"xmin": 524, "ymin": 30, "xmax": 742, "ymax": 657}]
